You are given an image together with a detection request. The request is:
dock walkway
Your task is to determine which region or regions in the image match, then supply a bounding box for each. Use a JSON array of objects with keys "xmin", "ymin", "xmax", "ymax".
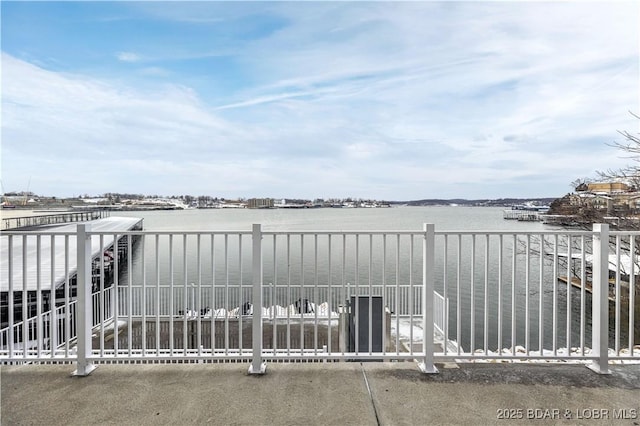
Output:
[{"xmin": 1, "ymin": 211, "xmax": 110, "ymax": 231}]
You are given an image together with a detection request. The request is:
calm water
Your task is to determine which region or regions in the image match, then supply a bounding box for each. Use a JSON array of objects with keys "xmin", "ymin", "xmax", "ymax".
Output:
[
  {"xmin": 109, "ymin": 207, "xmax": 594, "ymax": 352},
  {"xmin": 113, "ymin": 205, "xmax": 547, "ymax": 232}
]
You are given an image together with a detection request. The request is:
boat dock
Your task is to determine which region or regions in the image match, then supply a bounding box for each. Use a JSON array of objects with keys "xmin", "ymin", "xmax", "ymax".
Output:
[
  {"xmin": 503, "ymin": 210, "xmax": 541, "ymax": 221},
  {"xmin": 1, "ymin": 210, "xmax": 110, "ymax": 231},
  {"xmin": 558, "ymin": 276, "xmax": 629, "ymax": 302},
  {"xmin": 1, "ymin": 216, "xmax": 143, "ymax": 327}
]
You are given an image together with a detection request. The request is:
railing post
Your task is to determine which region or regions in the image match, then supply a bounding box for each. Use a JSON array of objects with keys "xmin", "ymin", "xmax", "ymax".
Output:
[
  {"xmin": 589, "ymin": 223, "xmax": 610, "ymax": 374},
  {"xmin": 419, "ymin": 223, "xmax": 438, "ymax": 374},
  {"xmin": 248, "ymin": 224, "xmax": 266, "ymax": 374},
  {"xmin": 72, "ymin": 224, "xmax": 97, "ymax": 376}
]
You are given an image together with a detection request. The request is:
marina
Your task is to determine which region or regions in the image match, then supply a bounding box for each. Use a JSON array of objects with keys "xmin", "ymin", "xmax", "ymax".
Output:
[
  {"xmin": 502, "ymin": 204, "xmax": 549, "ymax": 221},
  {"xmin": 0, "ymin": 216, "xmax": 143, "ymax": 328}
]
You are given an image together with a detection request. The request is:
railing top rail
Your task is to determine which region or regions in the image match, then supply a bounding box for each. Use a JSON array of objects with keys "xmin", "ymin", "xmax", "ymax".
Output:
[
  {"xmin": 610, "ymin": 230, "xmax": 640, "ymax": 236},
  {"xmin": 83, "ymin": 228, "xmax": 597, "ymax": 237},
  {"xmin": 435, "ymin": 229, "xmax": 596, "ymax": 236},
  {"xmin": 1, "ymin": 231, "xmax": 78, "ymax": 236},
  {"xmin": 1, "ymin": 228, "xmax": 604, "ymax": 237},
  {"xmin": 1, "ymin": 211, "xmax": 103, "ymax": 221}
]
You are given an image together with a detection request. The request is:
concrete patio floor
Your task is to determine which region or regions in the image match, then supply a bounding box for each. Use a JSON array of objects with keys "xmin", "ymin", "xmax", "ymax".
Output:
[{"xmin": 2, "ymin": 362, "xmax": 640, "ymax": 425}]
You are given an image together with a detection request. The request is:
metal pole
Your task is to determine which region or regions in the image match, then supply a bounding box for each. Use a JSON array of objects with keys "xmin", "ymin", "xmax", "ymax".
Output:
[
  {"xmin": 419, "ymin": 223, "xmax": 438, "ymax": 373},
  {"xmin": 248, "ymin": 224, "xmax": 266, "ymax": 374},
  {"xmin": 72, "ymin": 224, "xmax": 97, "ymax": 376},
  {"xmin": 588, "ymin": 224, "xmax": 610, "ymax": 374}
]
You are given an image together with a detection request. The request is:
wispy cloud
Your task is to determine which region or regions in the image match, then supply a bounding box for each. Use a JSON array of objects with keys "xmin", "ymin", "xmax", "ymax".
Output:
[{"xmin": 116, "ymin": 51, "xmax": 141, "ymax": 62}]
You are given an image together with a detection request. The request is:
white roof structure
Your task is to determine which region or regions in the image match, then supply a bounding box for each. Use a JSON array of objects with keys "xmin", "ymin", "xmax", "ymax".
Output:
[
  {"xmin": 1, "ymin": 217, "xmax": 142, "ymax": 292},
  {"xmin": 556, "ymin": 251, "xmax": 639, "ymax": 275}
]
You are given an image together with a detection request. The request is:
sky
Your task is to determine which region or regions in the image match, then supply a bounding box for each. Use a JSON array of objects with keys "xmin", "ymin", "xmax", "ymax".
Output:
[{"xmin": 1, "ymin": 1, "xmax": 639, "ymax": 201}]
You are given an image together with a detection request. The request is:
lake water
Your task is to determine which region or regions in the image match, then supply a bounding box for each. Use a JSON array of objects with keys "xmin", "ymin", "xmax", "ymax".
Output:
[
  {"xmin": 105, "ymin": 206, "xmax": 592, "ymax": 352},
  {"xmin": 111, "ymin": 205, "xmax": 547, "ymax": 232}
]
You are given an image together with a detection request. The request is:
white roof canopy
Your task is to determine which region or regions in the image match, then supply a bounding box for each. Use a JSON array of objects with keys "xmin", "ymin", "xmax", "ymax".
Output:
[{"xmin": 1, "ymin": 217, "xmax": 142, "ymax": 292}]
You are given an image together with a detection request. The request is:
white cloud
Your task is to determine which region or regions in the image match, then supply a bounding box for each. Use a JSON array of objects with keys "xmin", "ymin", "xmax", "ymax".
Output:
[
  {"xmin": 2, "ymin": 2, "xmax": 639, "ymax": 199},
  {"xmin": 116, "ymin": 51, "xmax": 141, "ymax": 62}
]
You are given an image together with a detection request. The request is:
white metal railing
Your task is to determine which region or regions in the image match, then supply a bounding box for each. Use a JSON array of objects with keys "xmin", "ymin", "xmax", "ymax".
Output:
[{"xmin": 1, "ymin": 223, "xmax": 638, "ymax": 375}]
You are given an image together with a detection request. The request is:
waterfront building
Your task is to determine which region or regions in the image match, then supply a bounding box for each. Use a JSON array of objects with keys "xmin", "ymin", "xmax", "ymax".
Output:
[{"xmin": 247, "ymin": 198, "xmax": 274, "ymax": 209}]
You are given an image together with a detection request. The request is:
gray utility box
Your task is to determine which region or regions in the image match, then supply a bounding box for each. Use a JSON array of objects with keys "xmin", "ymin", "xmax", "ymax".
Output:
[{"xmin": 348, "ymin": 295, "xmax": 383, "ymax": 352}]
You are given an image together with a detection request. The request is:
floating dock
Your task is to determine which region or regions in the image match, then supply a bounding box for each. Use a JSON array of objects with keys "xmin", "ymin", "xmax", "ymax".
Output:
[
  {"xmin": 1, "ymin": 211, "xmax": 110, "ymax": 231},
  {"xmin": 503, "ymin": 210, "xmax": 541, "ymax": 221},
  {"xmin": 558, "ymin": 276, "xmax": 626, "ymax": 302},
  {"xmin": 1, "ymin": 217, "xmax": 143, "ymax": 293},
  {"xmin": 0, "ymin": 217, "xmax": 143, "ymax": 327}
]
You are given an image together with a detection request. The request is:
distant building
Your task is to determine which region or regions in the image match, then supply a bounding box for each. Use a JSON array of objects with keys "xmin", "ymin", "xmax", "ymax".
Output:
[
  {"xmin": 247, "ymin": 198, "xmax": 274, "ymax": 209},
  {"xmin": 569, "ymin": 180, "xmax": 640, "ymax": 214},
  {"xmin": 587, "ymin": 182, "xmax": 630, "ymax": 194}
]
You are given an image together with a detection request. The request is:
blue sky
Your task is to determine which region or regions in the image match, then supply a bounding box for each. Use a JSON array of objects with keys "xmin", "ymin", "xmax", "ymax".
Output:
[{"xmin": 1, "ymin": 1, "xmax": 639, "ymax": 200}]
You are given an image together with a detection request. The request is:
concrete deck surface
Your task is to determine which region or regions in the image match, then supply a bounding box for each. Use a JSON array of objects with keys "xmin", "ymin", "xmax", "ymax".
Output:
[{"xmin": 2, "ymin": 362, "xmax": 640, "ymax": 425}]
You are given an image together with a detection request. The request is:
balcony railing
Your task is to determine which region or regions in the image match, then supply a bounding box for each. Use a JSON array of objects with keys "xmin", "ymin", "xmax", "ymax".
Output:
[{"xmin": 1, "ymin": 223, "xmax": 638, "ymax": 375}]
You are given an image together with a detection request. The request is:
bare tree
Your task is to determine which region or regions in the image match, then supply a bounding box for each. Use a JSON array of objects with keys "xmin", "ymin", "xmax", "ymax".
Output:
[
  {"xmin": 597, "ymin": 111, "xmax": 640, "ymax": 190},
  {"xmin": 549, "ymin": 113, "xmax": 640, "ymax": 231}
]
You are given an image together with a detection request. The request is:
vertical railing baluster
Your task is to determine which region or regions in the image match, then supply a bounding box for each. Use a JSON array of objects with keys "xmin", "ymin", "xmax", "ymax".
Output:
[
  {"xmin": 249, "ymin": 224, "xmax": 266, "ymax": 374},
  {"xmin": 224, "ymin": 234, "xmax": 229, "ymax": 355},
  {"xmin": 328, "ymin": 234, "xmax": 333, "ymax": 355},
  {"xmin": 498, "ymin": 235, "xmax": 503, "ymax": 355},
  {"xmin": 589, "ymin": 224, "xmax": 610, "ymax": 374},
  {"xmin": 127, "ymin": 233, "xmax": 133, "ymax": 357},
  {"xmin": 408, "ymin": 235, "xmax": 412, "ymax": 355},
  {"xmin": 210, "ymin": 234, "xmax": 216, "ymax": 355},
  {"xmin": 36, "ymin": 235, "xmax": 42, "ymax": 358},
  {"xmin": 539, "ymin": 234, "xmax": 545, "ymax": 355},
  {"xmin": 552, "ymin": 234, "xmax": 558, "ymax": 356},
  {"xmin": 525, "ymin": 234, "xmax": 530, "ymax": 356},
  {"xmin": 113, "ymin": 234, "xmax": 119, "ymax": 357},
  {"xmin": 300, "ymin": 234, "xmax": 305, "ymax": 354},
  {"xmin": 368, "ymin": 234, "xmax": 373, "ymax": 355},
  {"xmin": 73, "ymin": 224, "xmax": 96, "ymax": 376},
  {"xmin": 484, "ymin": 234, "xmax": 489, "ymax": 355},
  {"xmin": 287, "ymin": 234, "xmax": 291, "ymax": 357},
  {"xmin": 355, "ymin": 234, "xmax": 360, "ymax": 354},
  {"xmin": 197, "ymin": 234, "xmax": 202, "ymax": 355},
  {"xmin": 419, "ymin": 223, "xmax": 437, "ymax": 373},
  {"xmin": 272, "ymin": 235, "xmax": 278, "ymax": 356},
  {"xmin": 99, "ymin": 234, "xmax": 105, "ymax": 358},
  {"xmin": 64, "ymin": 235, "xmax": 70, "ymax": 357},
  {"xmin": 580, "ymin": 235, "xmax": 586, "ymax": 356},
  {"xmin": 238, "ymin": 235, "xmax": 243, "ymax": 353},
  {"xmin": 182, "ymin": 235, "xmax": 188, "ymax": 355},
  {"xmin": 615, "ymin": 235, "xmax": 621, "ymax": 356},
  {"xmin": 470, "ymin": 234, "xmax": 475, "ymax": 354},
  {"xmin": 314, "ymin": 234, "xmax": 319, "ymax": 356},
  {"xmin": 141, "ymin": 234, "xmax": 147, "ymax": 356},
  {"xmin": 169, "ymin": 235, "xmax": 174, "ymax": 356},
  {"xmin": 630, "ymin": 235, "xmax": 636, "ymax": 357},
  {"xmin": 22, "ymin": 235, "xmax": 27, "ymax": 360},
  {"xmin": 566, "ymin": 236, "xmax": 572, "ymax": 355},
  {"xmin": 7, "ymin": 235, "xmax": 14, "ymax": 357},
  {"xmin": 156, "ymin": 234, "xmax": 160, "ymax": 357},
  {"xmin": 396, "ymin": 234, "xmax": 400, "ymax": 356},
  {"xmin": 511, "ymin": 234, "xmax": 516, "ymax": 356},
  {"xmin": 443, "ymin": 234, "xmax": 448, "ymax": 356},
  {"xmin": 381, "ymin": 234, "xmax": 386, "ymax": 357},
  {"xmin": 50, "ymin": 234, "xmax": 57, "ymax": 357},
  {"xmin": 93, "ymin": 234, "xmax": 106, "ymax": 358},
  {"xmin": 456, "ymin": 234, "xmax": 461, "ymax": 356}
]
